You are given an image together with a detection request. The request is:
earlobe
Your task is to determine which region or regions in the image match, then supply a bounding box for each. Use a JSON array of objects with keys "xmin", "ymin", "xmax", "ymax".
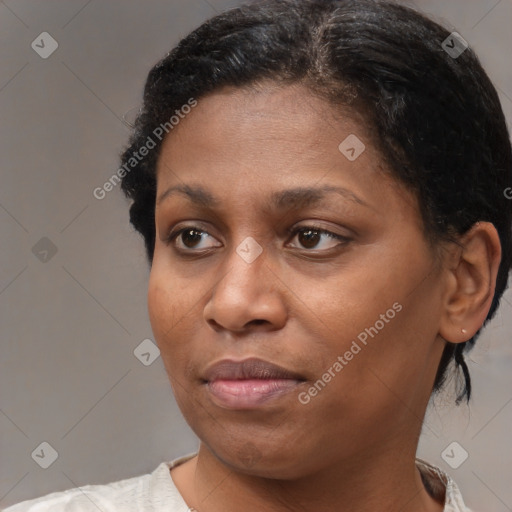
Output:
[{"xmin": 439, "ymin": 222, "xmax": 502, "ymax": 344}]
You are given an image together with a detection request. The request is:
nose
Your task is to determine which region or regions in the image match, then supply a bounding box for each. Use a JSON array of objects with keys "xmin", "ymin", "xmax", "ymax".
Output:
[{"xmin": 203, "ymin": 241, "xmax": 288, "ymax": 334}]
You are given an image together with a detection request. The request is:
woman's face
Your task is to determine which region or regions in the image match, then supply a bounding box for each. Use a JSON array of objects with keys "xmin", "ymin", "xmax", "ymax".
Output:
[{"xmin": 148, "ymin": 84, "xmax": 448, "ymax": 478}]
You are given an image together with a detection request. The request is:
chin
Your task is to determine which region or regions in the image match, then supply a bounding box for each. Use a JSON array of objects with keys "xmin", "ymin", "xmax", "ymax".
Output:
[{"xmin": 204, "ymin": 436, "xmax": 317, "ymax": 480}]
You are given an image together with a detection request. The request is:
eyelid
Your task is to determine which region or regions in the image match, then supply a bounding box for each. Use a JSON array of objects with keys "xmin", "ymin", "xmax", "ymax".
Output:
[
  {"xmin": 165, "ymin": 222, "xmax": 351, "ymax": 253},
  {"xmin": 286, "ymin": 224, "xmax": 351, "ymax": 250},
  {"xmin": 286, "ymin": 223, "xmax": 349, "ymax": 239},
  {"xmin": 165, "ymin": 225, "xmax": 221, "ymax": 249}
]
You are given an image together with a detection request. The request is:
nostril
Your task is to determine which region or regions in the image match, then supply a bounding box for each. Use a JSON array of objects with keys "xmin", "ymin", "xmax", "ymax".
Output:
[{"xmin": 207, "ymin": 319, "xmax": 223, "ymax": 332}]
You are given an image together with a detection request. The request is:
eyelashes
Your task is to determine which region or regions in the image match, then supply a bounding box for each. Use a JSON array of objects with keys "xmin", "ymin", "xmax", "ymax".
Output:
[
  {"xmin": 164, "ymin": 224, "xmax": 351, "ymax": 255},
  {"xmin": 286, "ymin": 225, "xmax": 350, "ymax": 251}
]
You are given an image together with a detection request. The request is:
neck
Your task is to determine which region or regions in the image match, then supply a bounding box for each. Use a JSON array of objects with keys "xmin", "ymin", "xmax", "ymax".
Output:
[{"xmin": 176, "ymin": 437, "xmax": 444, "ymax": 512}]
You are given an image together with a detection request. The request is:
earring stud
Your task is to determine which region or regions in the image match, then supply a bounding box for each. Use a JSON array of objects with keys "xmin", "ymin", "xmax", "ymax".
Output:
[{"xmin": 461, "ymin": 328, "xmax": 467, "ymax": 334}]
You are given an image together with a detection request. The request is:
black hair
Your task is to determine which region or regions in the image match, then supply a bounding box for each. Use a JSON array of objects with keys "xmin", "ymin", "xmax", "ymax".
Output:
[{"xmin": 119, "ymin": 0, "xmax": 512, "ymax": 404}]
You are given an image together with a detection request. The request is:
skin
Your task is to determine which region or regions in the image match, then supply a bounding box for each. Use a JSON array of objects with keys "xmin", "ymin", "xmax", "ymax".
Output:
[{"xmin": 147, "ymin": 83, "xmax": 501, "ymax": 512}]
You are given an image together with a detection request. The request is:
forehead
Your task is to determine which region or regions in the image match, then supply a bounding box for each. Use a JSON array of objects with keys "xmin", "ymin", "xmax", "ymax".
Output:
[{"xmin": 155, "ymin": 83, "xmax": 377, "ymax": 182}]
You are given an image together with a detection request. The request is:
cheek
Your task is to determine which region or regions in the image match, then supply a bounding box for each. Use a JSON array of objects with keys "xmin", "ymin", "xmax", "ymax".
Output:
[
  {"xmin": 147, "ymin": 277, "xmax": 172, "ymax": 336},
  {"xmin": 147, "ymin": 269, "xmax": 202, "ymax": 374},
  {"xmin": 303, "ymin": 249, "xmax": 440, "ymax": 392},
  {"xmin": 147, "ymin": 273, "xmax": 208, "ymax": 426},
  {"xmin": 147, "ymin": 259, "xmax": 193, "ymax": 334},
  {"xmin": 147, "ymin": 272, "xmax": 185, "ymax": 363}
]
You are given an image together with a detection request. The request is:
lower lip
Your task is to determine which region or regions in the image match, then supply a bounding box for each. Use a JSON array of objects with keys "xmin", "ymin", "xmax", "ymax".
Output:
[{"xmin": 206, "ymin": 379, "xmax": 302, "ymax": 409}]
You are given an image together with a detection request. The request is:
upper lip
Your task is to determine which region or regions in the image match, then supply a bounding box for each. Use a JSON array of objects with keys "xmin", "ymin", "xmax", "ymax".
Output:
[{"xmin": 203, "ymin": 357, "xmax": 305, "ymax": 382}]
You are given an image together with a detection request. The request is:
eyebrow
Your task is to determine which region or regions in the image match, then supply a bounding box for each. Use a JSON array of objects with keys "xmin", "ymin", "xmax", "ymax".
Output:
[{"xmin": 156, "ymin": 183, "xmax": 369, "ymax": 210}]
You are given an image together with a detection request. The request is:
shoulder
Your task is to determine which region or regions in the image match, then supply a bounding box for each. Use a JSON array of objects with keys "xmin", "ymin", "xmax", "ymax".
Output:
[
  {"xmin": 2, "ymin": 457, "xmax": 194, "ymax": 512},
  {"xmin": 416, "ymin": 458, "xmax": 474, "ymax": 512},
  {"xmin": 3, "ymin": 471, "xmax": 152, "ymax": 512}
]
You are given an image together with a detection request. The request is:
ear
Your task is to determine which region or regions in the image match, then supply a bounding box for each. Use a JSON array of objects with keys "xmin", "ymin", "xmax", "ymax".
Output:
[{"xmin": 439, "ymin": 222, "xmax": 502, "ymax": 343}]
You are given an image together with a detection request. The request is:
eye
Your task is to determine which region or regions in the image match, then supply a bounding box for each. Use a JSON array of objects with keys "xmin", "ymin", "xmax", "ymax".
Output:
[
  {"xmin": 165, "ymin": 226, "xmax": 220, "ymax": 252},
  {"xmin": 287, "ymin": 225, "xmax": 349, "ymax": 251},
  {"xmin": 164, "ymin": 224, "xmax": 350, "ymax": 254}
]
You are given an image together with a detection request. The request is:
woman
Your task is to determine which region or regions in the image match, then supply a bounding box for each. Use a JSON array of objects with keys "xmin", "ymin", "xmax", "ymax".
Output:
[{"xmin": 6, "ymin": 0, "xmax": 511, "ymax": 510}]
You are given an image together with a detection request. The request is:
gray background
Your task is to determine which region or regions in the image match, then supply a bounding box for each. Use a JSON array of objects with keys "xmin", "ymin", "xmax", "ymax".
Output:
[{"xmin": 0, "ymin": 0, "xmax": 511, "ymax": 510}]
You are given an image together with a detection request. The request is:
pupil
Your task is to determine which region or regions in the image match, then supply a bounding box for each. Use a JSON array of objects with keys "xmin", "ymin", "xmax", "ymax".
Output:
[
  {"xmin": 299, "ymin": 229, "xmax": 320, "ymax": 249},
  {"xmin": 183, "ymin": 229, "xmax": 202, "ymax": 248},
  {"xmin": 180, "ymin": 229, "xmax": 322, "ymax": 249}
]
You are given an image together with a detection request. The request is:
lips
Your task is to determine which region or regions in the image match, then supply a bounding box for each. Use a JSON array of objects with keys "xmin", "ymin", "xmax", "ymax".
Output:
[
  {"xmin": 203, "ymin": 357, "xmax": 305, "ymax": 382},
  {"xmin": 202, "ymin": 357, "xmax": 306, "ymax": 409}
]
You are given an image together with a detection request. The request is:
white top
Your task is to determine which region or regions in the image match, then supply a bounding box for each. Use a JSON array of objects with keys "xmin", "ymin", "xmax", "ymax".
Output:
[{"xmin": 3, "ymin": 455, "xmax": 472, "ymax": 511}]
